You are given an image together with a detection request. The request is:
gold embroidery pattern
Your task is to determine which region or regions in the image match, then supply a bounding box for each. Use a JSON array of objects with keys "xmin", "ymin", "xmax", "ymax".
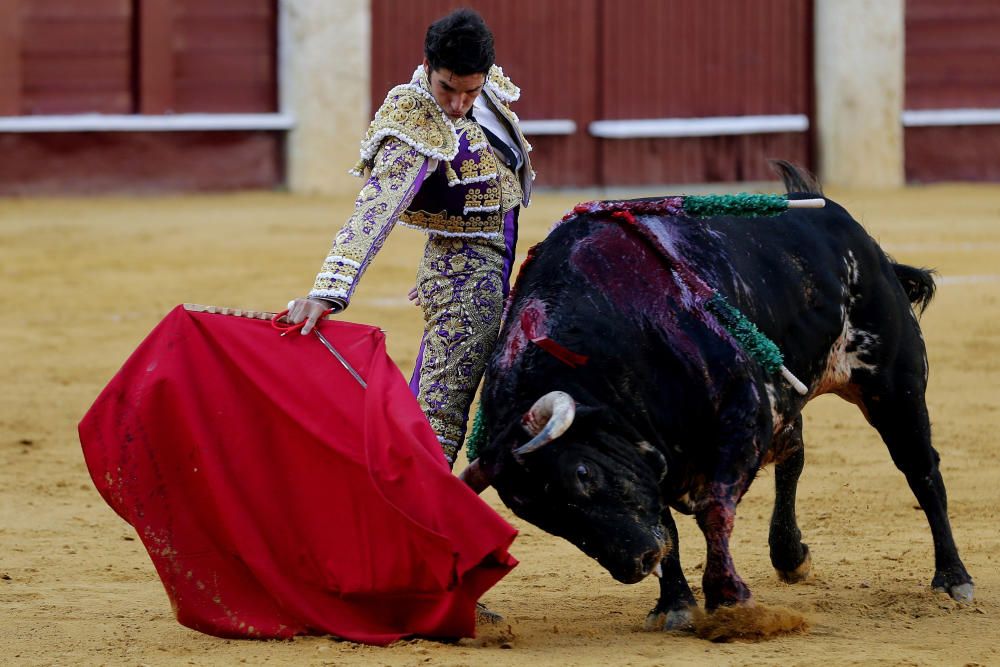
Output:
[
  {"xmin": 482, "ymin": 68, "xmax": 533, "ymax": 204},
  {"xmin": 400, "ymin": 210, "xmax": 502, "ymax": 236},
  {"xmin": 351, "ymin": 84, "xmax": 458, "ymax": 176},
  {"xmin": 464, "ymin": 185, "xmax": 501, "ymax": 211},
  {"xmin": 415, "ymin": 234, "xmax": 508, "ymax": 462},
  {"xmin": 486, "ymin": 65, "xmax": 521, "ymax": 103},
  {"xmin": 311, "ymin": 137, "xmax": 427, "ymax": 304},
  {"xmin": 459, "ymin": 156, "xmax": 497, "ymax": 181},
  {"xmin": 497, "ymin": 160, "xmax": 522, "ymax": 214}
]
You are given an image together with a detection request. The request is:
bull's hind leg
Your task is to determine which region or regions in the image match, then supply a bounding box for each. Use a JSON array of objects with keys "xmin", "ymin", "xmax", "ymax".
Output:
[
  {"xmin": 768, "ymin": 416, "xmax": 812, "ymax": 582},
  {"xmin": 645, "ymin": 510, "xmax": 696, "ymax": 631},
  {"xmin": 860, "ymin": 378, "xmax": 974, "ymax": 602}
]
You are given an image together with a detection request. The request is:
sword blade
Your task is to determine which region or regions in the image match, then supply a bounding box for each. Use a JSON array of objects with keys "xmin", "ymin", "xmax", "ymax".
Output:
[{"xmin": 313, "ymin": 329, "xmax": 367, "ymax": 389}]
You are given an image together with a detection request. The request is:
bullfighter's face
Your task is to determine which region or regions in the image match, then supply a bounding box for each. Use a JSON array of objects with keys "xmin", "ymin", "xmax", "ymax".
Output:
[
  {"xmin": 492, "ymin": 426, "xmax": 670, "ymax": 585},
  {"xmin": 424, "ymin": 60, "xmax": 485, "ymax": 120}
]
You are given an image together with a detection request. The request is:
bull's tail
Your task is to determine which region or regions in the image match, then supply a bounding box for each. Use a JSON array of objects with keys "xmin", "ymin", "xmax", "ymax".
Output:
[
  {"xmin": 892, "ymin": 263, "xmax": 936, "ymax": 315},
  {"xmin": 771, "ymin": 159, "xmax": 824, "ymax": 196}
]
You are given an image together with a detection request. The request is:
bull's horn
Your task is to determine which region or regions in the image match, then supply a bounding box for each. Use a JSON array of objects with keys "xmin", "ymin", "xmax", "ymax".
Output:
[{"xmin": 513, "ymin": 391, "xmax": 576, "ymax": 462}]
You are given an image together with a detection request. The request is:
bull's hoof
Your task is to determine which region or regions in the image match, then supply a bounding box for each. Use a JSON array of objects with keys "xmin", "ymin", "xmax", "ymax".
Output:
[
  {"xmin": 934, "ymin": 581, "xmax": 975, "ymax": 604},
  {"xmin": 776, "ymin": 548, "xmax": 812, "ymax": 584},
  {"xmin": 644, "ymin": 606, "xmax": 695, "ymax": 632},
  {"xmin": 476, "ymin": 601, "xmax": 504, "ymax": 625},
  {"xmin": 932, "ymin": 568, "xmax": 975, "ymax": 604}
]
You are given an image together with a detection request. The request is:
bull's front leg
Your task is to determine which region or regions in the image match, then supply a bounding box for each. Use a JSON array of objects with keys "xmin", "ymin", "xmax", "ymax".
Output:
[
  {"xmin": 645, "ymin": 509, "xmax": 696, "ymax": 631},
  {"xmin": 696, "ymin": 493, "xmax": 751, "ymax": 610}
]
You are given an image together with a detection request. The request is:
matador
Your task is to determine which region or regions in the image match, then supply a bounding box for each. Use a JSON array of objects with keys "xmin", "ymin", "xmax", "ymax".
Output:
[{"xmin": 288, "ymin": 10, "xmax": 533, "ymax": 467}]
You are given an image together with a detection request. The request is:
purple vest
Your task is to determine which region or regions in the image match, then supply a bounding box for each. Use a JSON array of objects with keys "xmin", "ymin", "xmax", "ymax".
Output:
[{"xmin": 401, "ymin": 120, "xmax": 506, "ymax": 238}]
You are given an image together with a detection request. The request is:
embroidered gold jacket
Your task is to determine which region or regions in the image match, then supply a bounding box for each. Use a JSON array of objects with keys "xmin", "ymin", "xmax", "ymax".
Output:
[{"xmin": 310, "ymin": 65, "xmax": 532, "ymax": 308}]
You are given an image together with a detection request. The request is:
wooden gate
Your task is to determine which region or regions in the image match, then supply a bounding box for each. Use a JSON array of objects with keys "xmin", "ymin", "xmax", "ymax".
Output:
[
  {"xmin": 905, "ymin": 0, "xmax": 1000, "ymax": 182},
  {"xmin": 371, "ymin": 0, "xmax": 814, "ymax": 188},
  {"xmin": 0, "ymin": 0, "xmax": 281, "ymax": 194}
]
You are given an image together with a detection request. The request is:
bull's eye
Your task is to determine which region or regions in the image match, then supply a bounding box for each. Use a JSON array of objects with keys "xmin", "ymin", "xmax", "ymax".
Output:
[{"xmin": 576, "ymin": 464, "xmax": 590, "ymax": 482}]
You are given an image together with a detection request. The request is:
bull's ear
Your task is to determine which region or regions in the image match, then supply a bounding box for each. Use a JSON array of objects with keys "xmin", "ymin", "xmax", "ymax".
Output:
[
  {"xmin": 637, "ymin": 441, "xmax": 667, "ymax": 481},
  {"xmin": 459, "ymin": 458, "xmax": 491, "ymax": 494}
]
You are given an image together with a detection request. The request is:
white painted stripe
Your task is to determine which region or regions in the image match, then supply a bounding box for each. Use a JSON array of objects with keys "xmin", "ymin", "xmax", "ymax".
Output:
[
  {"xmin": 937, "ymin": 274, "xmax": 1000, "ymax": 285},
  {"xmin": 902, "ymin": 108, "xmax": 1000, "ymax": 127},
  {"xmin": 0, "ymin": 112, "xmax": 296, "ymax": 133},
  {"xmin": 589, "ymin": 114, "xmax": 809, "ymax": 139},
  {"xmin": 519, "ymin": 119, "xmax": 577, "ymax": 135},
  {"xmin": 883, "ymin": 241, "xmax": 1000, "ymax": 252}
]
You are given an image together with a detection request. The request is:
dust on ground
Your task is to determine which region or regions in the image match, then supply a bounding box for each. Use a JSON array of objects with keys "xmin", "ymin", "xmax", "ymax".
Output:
[{"xmin": 2, "ymin": 184, "xmax": 999, "ymax": 666}]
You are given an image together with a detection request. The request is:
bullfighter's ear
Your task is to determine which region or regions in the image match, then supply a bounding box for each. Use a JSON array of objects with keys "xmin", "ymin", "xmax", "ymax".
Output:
[{"xmin": 637, "ymin": 440, "xmax": 667, "ymax": 481}]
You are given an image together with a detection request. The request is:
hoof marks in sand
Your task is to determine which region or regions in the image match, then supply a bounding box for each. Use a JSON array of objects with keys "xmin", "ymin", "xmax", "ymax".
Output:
[{"xmin": 692, "ymin": 603, "xmax": 809, "ymax": 642}]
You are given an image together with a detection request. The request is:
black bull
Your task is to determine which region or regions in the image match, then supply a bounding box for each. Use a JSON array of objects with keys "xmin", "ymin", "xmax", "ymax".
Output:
[{"xmin": 465, "ymin": 164, "xmax": 973, "ymax": 629}]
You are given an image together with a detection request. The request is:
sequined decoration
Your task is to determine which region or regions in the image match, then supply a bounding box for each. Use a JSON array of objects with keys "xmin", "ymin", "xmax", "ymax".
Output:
[{"xmin": 310, "ymin": 137, "xmax": 428, "ymax": 305}]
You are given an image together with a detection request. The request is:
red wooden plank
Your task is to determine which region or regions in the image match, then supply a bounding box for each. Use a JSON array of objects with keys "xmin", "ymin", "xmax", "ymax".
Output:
[
  {"xmin": 0, "ymin": 131, "xmax": 282, "ymax": 195},
  {"xmin": 906, "ymin": 0, "xmax": 1000, "ymax": 111},
  {"xmin": 174, "ymin": 16, "xmax": 275, "ymax": 52},
  {"xmin": 174, "ymin": 52, "xmax": 273, "ymax": 84},
  {"xmin": 907, "ymin": 18, "xmax": 1000, "ymax": 49},
  {"xmin": 0, "ymin": 0, "xmax": 22, "ymax": 115},
  {"xmin": 139, "ymin": 0, "xmax": 175, "ymax": 114},
  {"xmin": 174, "ymin": 83, "xmax": 276, "ymax": 113},
  {"xmin": 906, "ymin": 126, "xmax": 1000, "ymax": 182},
  {"xmin": 907, "ymin": 84, "xmax": 1000, "ymax": 110},
  {"xmin": 907, "ymin": 0, "xmax": 1000, "ymax": 21},
  {"xmin": 16, "ymin": 0, "xmax": 134, "ymax": 115},
  {"xmin": 22, "ymin": 55, "xmax": 130, "ymax": 86},
  {"xmin": 167, "ymin": 0, "xmax": 276, "ymax": 113},
  {"xmin": 21, "ymin": 89, "xmax": 132, "ymax": 114},
  {"xmin": 174, "ymin": 0, "xmax": 274, "ymax": 18},
  {"xmin": 24, "ymin": 0, "xmax": 130, "ymax": 19},
  {"xmin": 602, "ymin": 0, "xmax": 809, "ymax": 120},
  {"xmin": 21, "ymin": 19, "xmax": 131, "ymax": 54},
  {"xmin": 599, "ymin": 0, "xmax": 812, "ymax": 185}
]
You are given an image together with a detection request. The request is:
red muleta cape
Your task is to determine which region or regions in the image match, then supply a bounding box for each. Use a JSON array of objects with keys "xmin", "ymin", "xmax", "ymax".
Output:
[{"xmin": 79, "ymin": 305, "xmax": 517, "ymax": 644}]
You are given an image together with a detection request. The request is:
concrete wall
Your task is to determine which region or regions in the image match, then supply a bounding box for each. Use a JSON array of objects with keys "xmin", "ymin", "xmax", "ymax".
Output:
[
  {"xmin": 281, "ymin": 0, "xmax": 371, "ymax": 195},
  {"xmin": 815, "ymin": 0, "xmax": 905, "ymax": 188}
]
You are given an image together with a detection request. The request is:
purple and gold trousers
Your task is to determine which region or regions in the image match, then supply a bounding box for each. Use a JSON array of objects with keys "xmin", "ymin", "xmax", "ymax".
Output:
[{"xmin": 409, "ymin": 207, "xmax": 519, "ymax": 465}]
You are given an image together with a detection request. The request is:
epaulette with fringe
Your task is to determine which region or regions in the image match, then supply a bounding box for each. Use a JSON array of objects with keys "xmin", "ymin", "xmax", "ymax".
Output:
[{"xmin": 349, "ymin": 83, "xmax": 459, "ymax": 177}]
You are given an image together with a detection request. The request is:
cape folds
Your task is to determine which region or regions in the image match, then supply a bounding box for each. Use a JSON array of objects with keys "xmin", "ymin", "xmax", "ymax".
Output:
[{"xmin": 78, "ymin": 306, "xmax": 517, "ymax": 644}]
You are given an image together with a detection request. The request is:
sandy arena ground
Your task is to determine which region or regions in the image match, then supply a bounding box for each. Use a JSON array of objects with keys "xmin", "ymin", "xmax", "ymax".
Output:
[{"xmin": 2, "ymin": 183, "xmax": 999, "ymax": 666}]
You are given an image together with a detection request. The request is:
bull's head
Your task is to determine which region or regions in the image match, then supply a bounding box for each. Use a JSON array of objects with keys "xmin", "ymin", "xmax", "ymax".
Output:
[{"xmin": 465, "ymin": 391, "xmax": 670, "ymax": 584}]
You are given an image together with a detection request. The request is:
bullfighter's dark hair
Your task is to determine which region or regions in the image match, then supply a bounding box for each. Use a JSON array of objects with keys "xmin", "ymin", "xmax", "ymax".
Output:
[{"xmin": 424, "ymin": 8, "xmax": 495, "ymax": 76}]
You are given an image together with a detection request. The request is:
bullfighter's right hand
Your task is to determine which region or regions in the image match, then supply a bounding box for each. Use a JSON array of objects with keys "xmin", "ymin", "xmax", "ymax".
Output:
[{"xmin": 286, "ymin": 297, "xmax": 336, "ymax": 335}]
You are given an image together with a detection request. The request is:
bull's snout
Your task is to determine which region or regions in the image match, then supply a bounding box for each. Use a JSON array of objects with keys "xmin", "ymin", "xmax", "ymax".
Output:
[
  {"xmin": 606, "ymin": 545, "xmax": 667, "ymax": 584},
  {"xmin": 640, "ymin": 548, "xmax": 662, "ymax": 578}
]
